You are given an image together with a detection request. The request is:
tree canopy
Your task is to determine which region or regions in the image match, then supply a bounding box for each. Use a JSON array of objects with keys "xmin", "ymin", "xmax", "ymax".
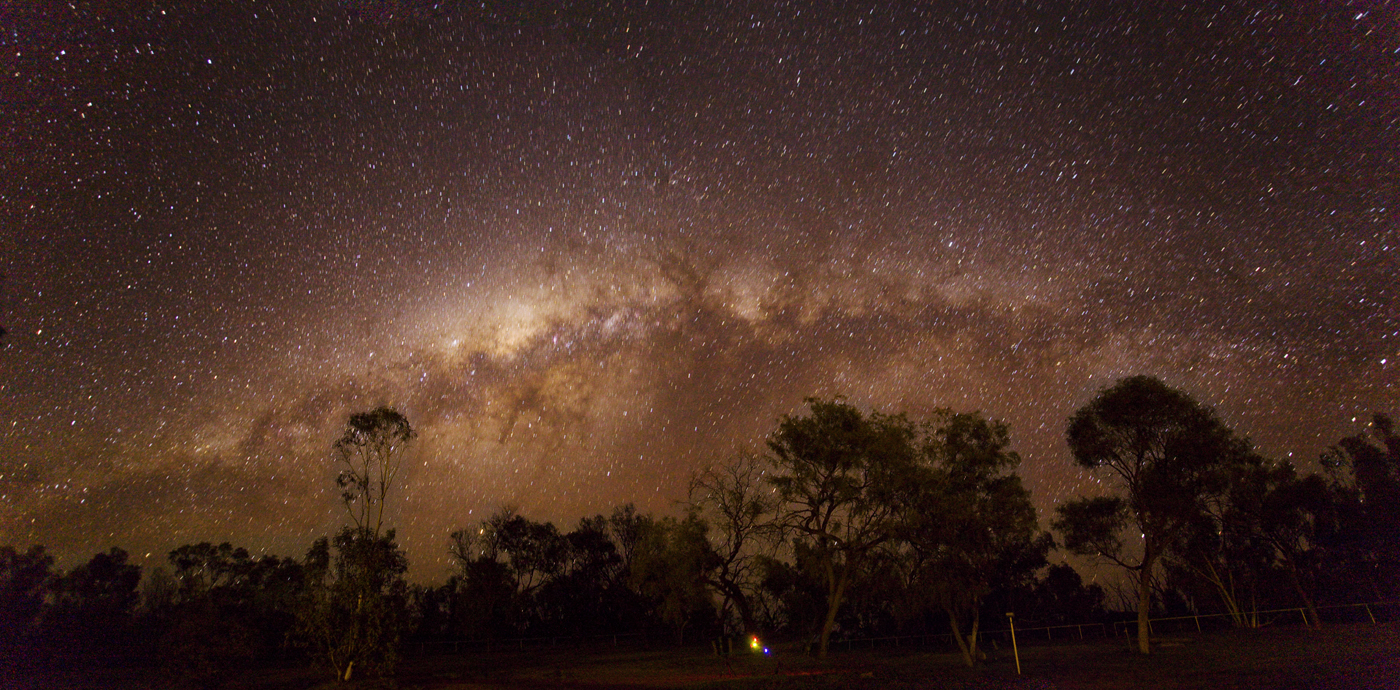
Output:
[{"xmin": 1054, "ymin": 375, "xmax": 1254, "ymax": 654}]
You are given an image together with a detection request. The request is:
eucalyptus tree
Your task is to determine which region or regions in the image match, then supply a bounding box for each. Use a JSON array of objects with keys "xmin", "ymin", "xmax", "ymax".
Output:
[
  {"xmin": 902, "ymin": 411, "xmax": 1050, "ymax": 667},
  {"xmin": 334, "ymin": 406, "xmax": 416, "ymax": 537},
  {"xmin": 686, "ymin": 450, "xmax": 778, "ymax": 638},
  {"xmin": 298, "ymin": 407, "xmax": 415, "ymax": 682},
  {"xmin": 629, "ymin": 513, "xmax": 717, "ymax": 645},
  {"xmin": 1053, "ymin": 376, "xmax": 1252, "ymax": 654},
  {"xmin": 766, "ymin": 398, "xmax": 919, "ymax": 657},
  {"xmin": 1323, "ymin": 413, "xmax": 1400, "ymax": 601}
]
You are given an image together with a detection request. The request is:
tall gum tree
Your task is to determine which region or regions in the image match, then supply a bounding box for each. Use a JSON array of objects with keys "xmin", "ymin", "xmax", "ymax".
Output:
[
  {"xmin": 334, "ymin": 407, "xmax": 416, "ymax": 538},
  {"xmin": 1052, "ymin": 376, "xmax": 1251, "ymax": 655},
  {"xmin": 903, "ymin": 411, "xmax": 1050, "ymax": 667},
  {"xmin": 300, "ymin": 406, "xmax": 415, "ymax": 682},
  {"xmin": 686, "ymin": 451, "xmax": 777, "ymax": 639},
  {"xmin": 766, "ymin": 398, "xmax": 918, "ymax": 657}
]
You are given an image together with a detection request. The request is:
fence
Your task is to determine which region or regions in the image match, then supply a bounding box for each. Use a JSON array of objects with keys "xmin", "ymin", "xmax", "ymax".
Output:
[
  {"xmin": 835, "ymin": 621, "xmax": 1113, "ymax": 652},
  {"xmin": 1107, "ymin": 601, "xmax": 1399, "ymax": 638},
  {"xmin": 831, "ymin": 601, "xmax": 1399, "ymax": 653},
  {"xmin": 415, "ymin": 630, "xmax": 654, "ymax": 656},
  {"xmin": 414, "ymin": 601, "xmax": 1399, "ymax": 657}
]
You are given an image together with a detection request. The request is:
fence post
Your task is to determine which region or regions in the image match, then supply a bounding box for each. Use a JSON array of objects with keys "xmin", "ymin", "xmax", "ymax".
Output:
[{"xmin": 1006, "ymin": 613, "xmax": 1021, "ymax": 675}]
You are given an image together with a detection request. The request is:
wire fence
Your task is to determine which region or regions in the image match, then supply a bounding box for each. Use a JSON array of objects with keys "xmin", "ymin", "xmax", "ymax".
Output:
[
  {"xmin": 1106, "ymin": 600, "xmax": 1399, "ymax": 637},
  {"xmin": 414, "ymin": 630, "xmax": 656, "ymax": 656},
  {"xmin": 412, "ymin": 601, "xmax": 1400, "ymax": 657},
  {"xmin": 831, "ymin": 600, "xmax": 1400, "ymax": 652}
]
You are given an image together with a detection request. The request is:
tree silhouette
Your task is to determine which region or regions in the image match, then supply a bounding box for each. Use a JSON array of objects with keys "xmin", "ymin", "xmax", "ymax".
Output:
[
  {"xmin": 686, "ymin": 451, "xmax": 777, "ymax": 639},
  {"xmin": 766, "ymin": 398, "xmax": 919, "ymax": 657},
  {"xmin": 0, "ymin": 545, "xmax": 53, "ymax": 651},
  {"xmin": 295, "ymin": 528, "xmax": 409, "ymax": 682},
  {"xmin": 902, "ymin": 411, "xmax": 1050, "ymax": 667},
  {"xmin": 629, "ymin": 514, "xmax": 717, "ymax": 645},
  {"xmin": 1053, "ymin": 376, "xmax": 1252, "ymax": 654},
  {"xmin": 334, "ymin": 406, "xmax": 415, "ymax": 537},
  {"xmin": 298, "ymin": 407, "xmax": 416, "ymax": 682},
  {"xmin": 49, "ymin": 547, "xmax": 142, "ymax": 646},
  {"xmin": 1323, "ymin": 413, "xmax": 1400, "ymax": 601}
]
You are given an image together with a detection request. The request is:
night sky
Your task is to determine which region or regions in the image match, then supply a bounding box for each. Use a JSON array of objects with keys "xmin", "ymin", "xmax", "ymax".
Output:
[{"xmin": 4, "ymin": 2, "xmax": 1395, "ymax": 581}]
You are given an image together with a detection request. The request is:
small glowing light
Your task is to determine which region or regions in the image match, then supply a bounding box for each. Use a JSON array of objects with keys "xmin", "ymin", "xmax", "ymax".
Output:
[{"xmin": 750, "ymin": 635, "xmax": 761, "ymax": 650}]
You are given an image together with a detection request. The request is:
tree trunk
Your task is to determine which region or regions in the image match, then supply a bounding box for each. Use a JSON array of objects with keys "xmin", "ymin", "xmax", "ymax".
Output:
[
  {"xmin": 817, "ymin": 565, "xmax": 850, "ymax": 658},
  {"xmin": 732, "ymin": 588, "xmax": 757, "ymax": 637},
  {"xmin": 1200, "ymin": 559, "xmax": 1251, "ymax": 628},
  {"xmin": 1135, "ymin": 557, "xmax": 1154, "ymax": 654},
  {"xmin": 715, "ymin": 578, "xmax": 757, "ymax": 637},
  {"xmin": 1281, "ymin": 553, "xmax": 1322, "ymax": 629},
  {"xmin": 947, "ymin": 607, "xmax": 981, "ymax": 667}
]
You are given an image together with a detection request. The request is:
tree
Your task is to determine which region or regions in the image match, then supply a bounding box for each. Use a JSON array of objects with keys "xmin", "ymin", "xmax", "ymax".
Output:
[
  {"xmin": 902, "ymin": 411, "xmax": 1050, "ymax": 667},
  {"xmin": 334, "ymin": 406, "xmax": 416, "ymax": 537},
  {"xmin": 48, "ymin": 547, "xmax": 143, "ymax": 648},
  {"xmin": 1237, "ymin": 463, "xmax": 1333, "ymax": 626},
  {"xmin": 154, "ymin": 542, "xmax": 307, "ymax": 684},
  {"xmin": 1026, "ymin": 563, "xmax": 1107, "ymax": 626},
  {"xmin": 0, "ymin": 545, "xmax": 53, "ymax": 650},
  {"xmin": 1157, "ymin": 448, "xmax": 1299, "ymax": 630},
  {"xmin": 478, "ymin": 508, "xmax": 568, "ymax": 617},
  {"xmin": 295, "ymin": 528, "xmax": 409, "ymax": 682},
  {"xmin": 298, "ymin": 407, "xmax": 416, "ymax": 682},
  {"xmin": 766, "ymin": 398, "xmax": 919, "ymax": 657},
  {"xmin": 686, "ymin": 451, "xmax": 777, "ymax": 638},
  {"xmin": 536, "ymin": 516, "xmax": 626, "ymax": 636},
  {"xmin": 1053, "ymin": 376, "xmax": 1251, "ymax": 654},
  {"xmin": 629, "ymin": 514, "xmax": 717, "ymax": 645},
  {"xmin": 1322, "ymin": 413, "xmax": 1400, "ymax": 601},
  {"xmin": 445, "ymin": 527, "xmax": 516, "ymax": 640}
]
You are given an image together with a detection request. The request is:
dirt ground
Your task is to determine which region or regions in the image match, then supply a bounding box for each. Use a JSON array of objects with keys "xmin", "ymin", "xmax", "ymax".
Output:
[
  {"xmin": 12, "ymin": 622, "xmax": 1398, "ymax": 689},
  {"xmin": 337, "ymin": 622, "xmax": 1400, "ymax": 689}
]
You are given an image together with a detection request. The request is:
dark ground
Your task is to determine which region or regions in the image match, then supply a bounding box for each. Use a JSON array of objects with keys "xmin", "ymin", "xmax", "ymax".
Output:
[{"xmin": 9, "ymin": 623, "xmax": 1398, "ymax": 689}]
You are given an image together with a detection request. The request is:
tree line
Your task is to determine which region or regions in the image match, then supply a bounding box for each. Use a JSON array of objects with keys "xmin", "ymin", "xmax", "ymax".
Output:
[{"xmin": 1, "ymin": 377, "xmax": 1395, "ymax": 685}]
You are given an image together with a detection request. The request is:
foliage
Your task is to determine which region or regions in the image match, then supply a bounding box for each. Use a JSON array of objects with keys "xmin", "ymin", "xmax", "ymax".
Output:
[
  {"xmin": 334, "ymin": 406, "xmax": 416, "ymax": 537},
  {"xmin": 686, "ymin": 451, "xmax": 777, "ymax": 636},
  {"xmin": 0, "ymin": 545, "xmax": 53, "ymax": 649},
  {"xmin": 294, "ymin": 527, "xmax": 410, "ymax": 682},
  {"xmin": 1026, "ymin": 563, "xmax": 1108, "ymax": 625},
  {"xmin": 1323, "ymin": 414, "xmax": 1400, "ymax": 601},
  {"xmin": 629, "ymin": 513, "xmax": 719, "ymax": 644},
  {"xmin": 294, "ymin": 407, "xmax": 416, "ymax": 682},
  {"xmin": 1053, "ymin": 375, "xmax": 1254, "ymax": 654},
  {"xmin": 150, "ymin": 542, "xmax": 306, "ymax": 686},
  {"xmin": 766, "ymin": 397, "xmax": 920, "ymax": 657},
  {"xmin": 896, "ymin": 411, "xmax": 1050, "ymax": 666},
  {"xmin": 48, "ymin": 547, "xmax": 142, "ymax": 636},
  {"xmin": 447, "ymin": 505, "xmax": 650, "ymax": 639}
]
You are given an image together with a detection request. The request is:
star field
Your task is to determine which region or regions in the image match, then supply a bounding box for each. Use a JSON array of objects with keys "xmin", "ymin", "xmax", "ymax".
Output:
[{"xmin": 3, "ymin": 2, "xmax": 1395, "ymax": 580}]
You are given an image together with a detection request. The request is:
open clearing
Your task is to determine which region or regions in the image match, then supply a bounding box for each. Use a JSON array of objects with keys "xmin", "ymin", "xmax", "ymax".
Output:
[
  {"xmin": 219, "ymin": 622, "xmax": 1399, "ymax": 690},
  {"xmin": 14, "ymin": 623, "xmax": 1396, "ymax": 689}
]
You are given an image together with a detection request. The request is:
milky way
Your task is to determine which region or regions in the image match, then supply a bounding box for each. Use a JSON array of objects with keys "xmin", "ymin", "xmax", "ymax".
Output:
[{"xmin": 4, "ymin": 2, "xmax": 1395, "ymax": 580}]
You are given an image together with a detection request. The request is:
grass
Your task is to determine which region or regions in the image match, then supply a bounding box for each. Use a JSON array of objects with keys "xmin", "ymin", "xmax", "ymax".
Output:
[
  {"xmin": 12, "ymin": 623, "xmax": 1398, "ymax": 689},
  {"xmin": 381, "ymin": 622, "xmax": 1400, "ymax": 689}
]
